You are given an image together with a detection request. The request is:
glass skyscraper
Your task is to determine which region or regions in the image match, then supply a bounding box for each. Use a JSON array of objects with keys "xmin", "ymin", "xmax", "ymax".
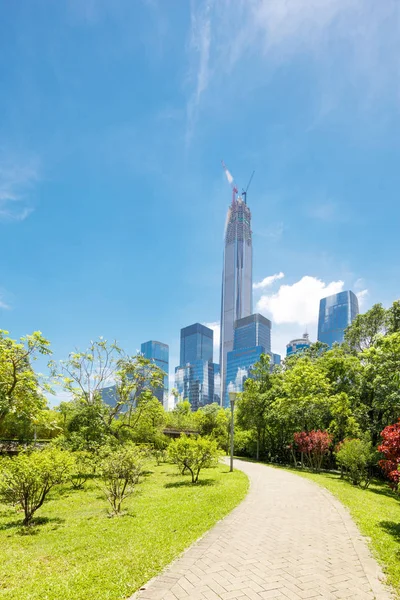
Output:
[
  {"xmin": 141, "ymin": 340, "xmax": 169, "ymax": 407},
  {"xmin": 175, "ymin": 323, "xmax": 219, "ymax": 410},
  {"xmin": 180, "ymin": 323, "xmax": 213, "ymax": 365},
  {"xmin": 317, "ymin": 291, "xmax": 359, "ymax": 347},
  {"xmin": 225, "ymin": 313, "xmax": 271, "ymax": 405},
  {"xmin": 220, "ymin": 192, "xmax": 253, "ymax": 404},
  {"xmin": 286, "ymin": 333, "xmax": 311, "ymax": 356}
]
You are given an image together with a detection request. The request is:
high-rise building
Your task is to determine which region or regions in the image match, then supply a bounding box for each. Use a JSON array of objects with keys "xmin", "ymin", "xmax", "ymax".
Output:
[
  {"xmin": 317, "ymin": 291, "xmax": 359, "ymax": 347},
  {"xmin": 175, "ymin": 323, "xmax": 218, "ymax": 410},
  {"xmin": 220, "ymin": 191, "xmax": 253, "ymax": 404},
  {"xmin": 180, "ymin": 323, "xmax": 213, "ymax": 365},
  {"xmin": 272, "ymin": 353, "xmax": 281, "ymax": 367},
  {"xmin": 286, "ymin": 333, "xmax": 311, "ymax": 357},
  {"xmin": 141, "ymin": 340, "xmax": 169, "ymax": 407},
  {"xmin": 225, "ymin": 313, "xmax": 271, "ymax": 405}
]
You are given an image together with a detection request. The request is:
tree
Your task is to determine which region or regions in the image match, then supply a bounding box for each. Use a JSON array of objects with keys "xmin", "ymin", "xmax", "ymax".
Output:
[
  {"xmin": 236, "ymin": 354, "xmax": 273, "ymax": 460},
  {"xmin": 0, "ymin": 330, "xmax": 51, "ymax": 428},
  {"xmin": 293, "ymin": 430, "xmax": 332, "ymax": 473},
  {"xmin": 386, "ymin": 300, "xmax": 400, "ymax": 335},
  {"xmin": 278, "ymin": 357, "xmax": 332, "ymax": 434},
  {"xmin": 0, "ymin": 447, "xmax": 74, "ymax": 525},
  {"xmin": 168, "ymin": 436, "xmax": 221, "ymax": 483},
  {"xmin": 344, "ymin": 303, "xmax": 387, "ymax": 352},
  {"xmin": 357, "ymin": 333, "xmax": 400, "ymax": 444},
  {"xmin": 336, "ymin": 437, "xmax": 376, "ymax": 488},
  {"xmin": 167, "ymin": 400, "xmax": 195, "ymax": 430},
  {"xmin": 51, "ymin": 338, "xmax": 164, "ymax": 440},
  {"xmin": 195, "ymin": 403, "xmax": 230, "ymax": 451},
  {"xmin": 98, "ymin": 444, "xmax": 146, "ymax": 515},
  {"xmin": 378, "ymin": 420, "xmax": 400, "ymax": 490}
]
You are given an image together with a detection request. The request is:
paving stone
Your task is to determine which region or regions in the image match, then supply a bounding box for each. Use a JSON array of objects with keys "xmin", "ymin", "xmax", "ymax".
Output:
[{"xmin": 130, "ymin": 459, "xmax": 393, "ymax": 600}]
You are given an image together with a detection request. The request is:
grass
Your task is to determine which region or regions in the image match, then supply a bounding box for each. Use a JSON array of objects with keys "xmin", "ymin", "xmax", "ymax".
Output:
[
  {"xmin": 0, "ymin": 462, "xmax": 248, "ymax": 600},
  {"xmin": 276, "ymin": 465, "xmax": 400, "ymax": 595}
]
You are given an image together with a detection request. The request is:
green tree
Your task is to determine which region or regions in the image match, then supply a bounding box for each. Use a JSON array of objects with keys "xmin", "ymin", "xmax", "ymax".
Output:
[
  {"xmin": 236, "ymin": 354, "xmax": 273, "ymax": 460},
  {"xmin": 168, "ymin": 436, "xmax": 221, "ymax": 483},
  {"xmin": 386, "ymin": 300, "xmax": 400, "ymax": 334},
  {"xmin": 278, "ymin": 357, "xmax": 332, "ymax": 433},
  {"xmin": 0, "ymin": 447, "xmax": 73, "ymax": 525},
  {"xmin": 51, "ymin": 338, "xmax": 164, "ymax": 441},
  {"xmin": 0, "ymin": 330, "xmax": 52, "ymax": 429},
  {"xmin": 357, "ymin": 332, "xmax": 400, "ymax": 444},
  {"xmin": 195, "ymin": 403, "xmax": 230, "ymax": 450},
  {"xmin": 344, "ymin": 303, "xmax": 387, "ymax": 352},
  {"xmin": 98, "ymin": 444, "xmax": 146, "ymax": 515}
]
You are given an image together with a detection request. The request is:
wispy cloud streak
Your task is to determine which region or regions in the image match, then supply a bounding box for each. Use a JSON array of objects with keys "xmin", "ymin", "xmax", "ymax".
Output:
[{"xmin": 0, "ymin": 160, "xmax": 39, "ymax": 222}]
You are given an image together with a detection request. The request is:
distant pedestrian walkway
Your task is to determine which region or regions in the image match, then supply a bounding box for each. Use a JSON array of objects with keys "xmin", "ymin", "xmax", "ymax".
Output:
[{"xmin": 131, "ymin": 459, "xmax": 392, "ymax": 600}]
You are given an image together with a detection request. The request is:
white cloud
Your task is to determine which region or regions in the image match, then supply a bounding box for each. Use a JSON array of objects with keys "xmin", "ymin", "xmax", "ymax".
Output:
[
  {"xmin": 356, "ymin": 289, "xmax": 369, "ymax": 308},
  {"xmin": 253, "ymin": 272, "xmax": 284, "ymax": 290},
  {"xmin": 257, "ymin": 275, "xmax": 344, "ymax": 326},
  {"xmin": 203, "ymin": 321, "xmax": 220, "ymax": 362}
]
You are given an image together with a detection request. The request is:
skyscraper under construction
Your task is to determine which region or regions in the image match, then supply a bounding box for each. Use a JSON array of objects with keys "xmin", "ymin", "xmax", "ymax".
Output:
[{"xmin": 219, "ymin": 163, "xmax": 253, "ymax": 406}]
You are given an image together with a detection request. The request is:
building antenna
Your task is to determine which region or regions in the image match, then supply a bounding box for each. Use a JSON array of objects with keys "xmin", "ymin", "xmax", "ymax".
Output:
[
  {"xmin": 242, "ymin": 170, "xmax": 255, "ymax": 204},
  {"xmin": 221, "ymin": 160, "xmax": 238, "ymax": 204}
]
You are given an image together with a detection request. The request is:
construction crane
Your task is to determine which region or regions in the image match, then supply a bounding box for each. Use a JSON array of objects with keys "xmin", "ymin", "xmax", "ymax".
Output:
[
  {"xmin": 242, "ymin": 170, "xmax": 255, "ymax": 204},
  {"xmin": 221, "ymin": 160, "xmax": 238, "ymax": 204},
  {"xmin": 221, "ymin": 161, "xmax": 255, "ymax": 204}
]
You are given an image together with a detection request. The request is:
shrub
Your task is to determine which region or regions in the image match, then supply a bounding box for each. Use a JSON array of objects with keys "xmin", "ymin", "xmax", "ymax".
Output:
[
  {"xmin": 98, "ymin": 444, "xmax": 146, "ymax": 515},
  {"xmin": 336, "ymin": 437, "xmax": 376, "ymax": 488},
  {"xmin": 0, "ymin": 447, "xmax": 74, "ymax": 525},
  {"xmin": 293, "ymin": 430, "xmax": 332, "ymax": 473},
  {"xmin": 70, "ymin": 451, "xmax": 94, "ymax": 489},
  {"xmin": 379, "ymin": 419, "xmax": 400, "ymax": 490},
  {"xmin": 168, "ymin": 436, "xmax": 221, "ymax": 483}
]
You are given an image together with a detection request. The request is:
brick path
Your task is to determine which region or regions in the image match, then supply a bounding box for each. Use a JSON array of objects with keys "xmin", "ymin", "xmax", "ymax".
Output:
[{"xmin": 131, "ymin": 459, "xmax": 392, "ymax": 600}]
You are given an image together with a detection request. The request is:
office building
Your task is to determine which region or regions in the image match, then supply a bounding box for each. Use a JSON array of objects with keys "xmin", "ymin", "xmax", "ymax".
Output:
[
  {"xmin": 225, "ymin": 313, "xmax": 271, "ymax": 405},
  {"xmin": 141, "ymin": 340, "xmax": 169, "ymax": 407},
  {"xmin": 272, "ymin": 353, "xmax": 281, "ymax": 367},
  {"xmin": 175, "ymin": 323, "xmax": 218, "ymax": 410},
  {"xmin": 286, "ymin": 333, "xmax": 311, "ymax": 357},
  {"xmin": 180, "ymin": 323, "xmax": 213, "ymax": 365},
  {"xmin": 220, "ymin": 189, "xmax": 253, "ymax": 405},
  {"xmin": 317, "ymin": 291, "xmax": 359, "ymax": 347}
]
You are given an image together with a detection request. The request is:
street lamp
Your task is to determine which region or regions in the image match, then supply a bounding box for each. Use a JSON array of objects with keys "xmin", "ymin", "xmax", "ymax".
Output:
[{"xmin": 228, "ymin": 389, "xmax": 238, "ymax": 472}]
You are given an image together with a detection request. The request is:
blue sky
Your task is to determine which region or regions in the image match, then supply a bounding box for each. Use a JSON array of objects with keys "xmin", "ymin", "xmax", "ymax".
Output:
[{"xmin": 1, "ymin": 0, "xmax": 400, "ymax": 402}]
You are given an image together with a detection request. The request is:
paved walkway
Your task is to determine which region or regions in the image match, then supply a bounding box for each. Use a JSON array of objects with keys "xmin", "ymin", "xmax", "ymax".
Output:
[{"xmin": 131, "ymin": 460, "xmax": 392, "ymax": 600}]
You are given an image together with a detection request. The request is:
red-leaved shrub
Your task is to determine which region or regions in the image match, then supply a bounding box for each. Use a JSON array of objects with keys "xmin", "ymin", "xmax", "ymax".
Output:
[
  {"xmin": 378, "ymin": 420, "xmax": 400, "ymax": 490},
  {"xmin": 293, "ymin": 430, "xmax": 332, "ymax": 473}
]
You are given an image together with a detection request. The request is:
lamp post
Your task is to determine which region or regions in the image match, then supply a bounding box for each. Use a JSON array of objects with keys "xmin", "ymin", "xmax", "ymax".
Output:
[{"xmin": 228, "ymin": 390, "xmax": 237, "ymax": 472}]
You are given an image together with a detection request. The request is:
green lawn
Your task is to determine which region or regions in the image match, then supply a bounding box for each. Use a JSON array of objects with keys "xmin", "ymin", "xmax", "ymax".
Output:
[
  {"xmin": 279, "ymin": 466, "xmax": 400, "ymax": 595},
  {"xmin": 0, "ymin": 462, "xmax": 248, "ymax": 600}
]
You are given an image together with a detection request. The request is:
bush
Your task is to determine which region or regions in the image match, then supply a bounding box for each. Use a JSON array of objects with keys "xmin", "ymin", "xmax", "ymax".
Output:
[
  {"xmin": 98, "ymin": 444, "xmax": 146, "ymax": 515},
  {"xmin": 168, "ymin": 436, "xmax": 221, "ymax": 483},
  {"xmin": 379, "ymin": 419, "xmax": 400, "ymax": 490},
  {"xmin": 336, "ymin": 437, "xmax": 376, "ymax": 488},
  {"xmin": 0, "ymin": 447, "xmax": 74, "ymax": 525},
  {"xmin": 293, "ymin": 430, "xmax": 332, "ymax": 473}
]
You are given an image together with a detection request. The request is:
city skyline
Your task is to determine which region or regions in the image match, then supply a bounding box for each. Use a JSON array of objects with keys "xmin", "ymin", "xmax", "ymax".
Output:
[{"xmin": 1, "ymin": 2, "xmax": 399, "ymax": 408}]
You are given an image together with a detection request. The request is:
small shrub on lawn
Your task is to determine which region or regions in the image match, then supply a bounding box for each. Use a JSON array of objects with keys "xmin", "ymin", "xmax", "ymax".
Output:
[
  {"xmin": 336, "ymin": 437, "xmax": 376, "ymax": 488},
  {"xmin": 168, "ymin": 436, "xmax": 221, "ymax": 483},
  {"xmin": 0, "ymin": 447, "xmax": 74, "ymax": 525},
  {"xmin": 98, "ymin": 444, "xmax": 146, "ymax": 516}
]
